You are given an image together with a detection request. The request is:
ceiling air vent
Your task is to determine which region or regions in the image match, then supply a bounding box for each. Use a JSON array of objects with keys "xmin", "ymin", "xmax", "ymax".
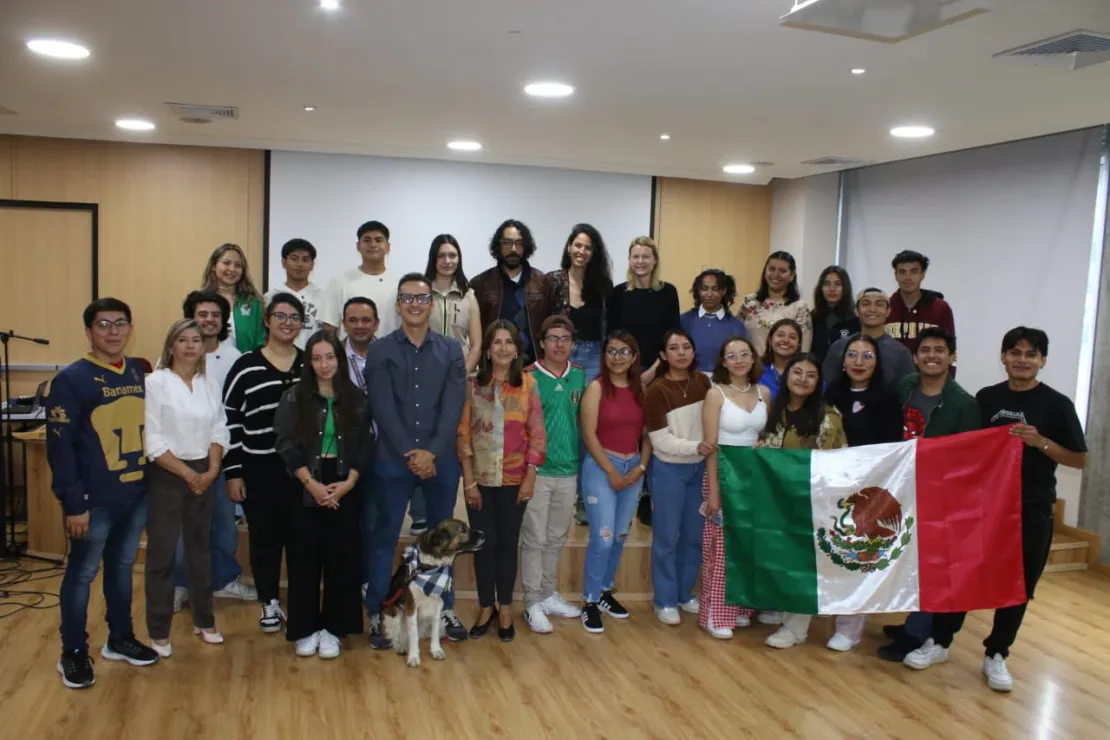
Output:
[
  {"xmin": 801, "ymin": 156, "xmax": 869, "ymax": 167},
  {"xmin": 165, "ymin": 102, "xmax": 239, "ymax": 124},
  {"xmin": 994, "ymin": 30, "xmax": 1110, "ymax": 70}
]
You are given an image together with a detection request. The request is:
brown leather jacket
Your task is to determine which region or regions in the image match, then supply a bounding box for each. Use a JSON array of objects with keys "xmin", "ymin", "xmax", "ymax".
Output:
[{"xmin": 469, "ymin": 263, "xmax": 553, "ymax": 361}]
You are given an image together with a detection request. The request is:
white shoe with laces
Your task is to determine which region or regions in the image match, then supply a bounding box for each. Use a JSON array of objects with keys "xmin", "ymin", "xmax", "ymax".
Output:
[
  {"xmin": 736, "ymin": 615, "xmax": 751, "ymax": 628},
  {"xmin": 765, "ymin": 626, "xmax": 805, "ymax": 649},
  {"xmin": 904, "ymin": 638, "xmax": 949, "ymax": 670},
  {"xmin": 525, "ymin": 604, "xmax": 554, "ymax": 634},
  {"xmin": 982, "ymin": 653, "xmax": 1013, "ymax": 692},
  {"xmin": 655, "ymin": 607, "xmax": 680, "ymax": 626},
  {"xmin": 260, "ymin": 599, "xmax": 285, "ymax": 633},
  {"xmin": 541, "ymin": 593, "xmax": 582, "ymax": 619},
  {"xmin": 826, "ymin": 632, "xmax": 859, "ymax": 652},
  {"xmin": 296, "ymin": 630, "xmax": 321, "ymax": 657},
  {"xmin": 703, "ymin": 607, "xmax": 733, "ymax": 639},
  {"xmin": 679, "ymin": 598, "xmax": 700, "ymax": 615},
  {"xmin": 318, "ymin": 630, "xmax": 340, "ymax": 659},
  {"xmin": 213, "ymin": 576, "xmax": 257, "ymax": 601}
]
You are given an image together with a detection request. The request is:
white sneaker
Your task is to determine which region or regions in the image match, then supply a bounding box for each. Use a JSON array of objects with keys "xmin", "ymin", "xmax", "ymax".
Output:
[
  {"xmin": 260, "ymin": 599, "xmax": 285, "ymax": 633},
  {"xmin": 679, "ymin": 598, "xmax": 700, "ymax": 615},
  {"xmin": 655, "ymin": 607, "xmax": 681, "ymax": 626},
  {"xmin": 736, "ymin": 615, "xmax": 751, "ymax": 628},
  {"xmin": 765, "ymin": 626, "xmax": 805, "ymax": 649},
  {"xmin": 757, "ymin": 611, "xmax": 782, "ymax": 625},
  {"xmin": 194, "ymin": 627, "xmax": 225, "ymax": 645},
  {"xmin": 318, "ymin": 630, "xmax": 340, "ymax": 659},
  {"xmin": 703, "ymin": 608, "xmax": 733, "ymax": 639},
  {"xmin": 151, "ymin": 640, "xmax": 173, "ymax": 658},
  {"xmin": 541, "ymin": 593, "xmax": 582, "ymax": 619},
  {"xmin": 213, "ymin": 576, "xmax": 257, "ymax": 601},
  {"xmin": 904, "ymin": 638, "xmax": 949, "ymax": 670},
  {"xmin": 296, "ymin": 631, "xmax": 321, "ymax": 657},
  {"xmin": 173, "ymin": 587, "xmax": 188, "ymax": 614},
  {"xmin": 525, "ymin": 604, "xmax": 554, "ymax": 634},
  {"xmin": 982, "ymin": 653, "xmax": 1013, "ymax": 692},
  {"xmin": 826, "ymin": 632, "xmax": 859, "ymax": 652}
]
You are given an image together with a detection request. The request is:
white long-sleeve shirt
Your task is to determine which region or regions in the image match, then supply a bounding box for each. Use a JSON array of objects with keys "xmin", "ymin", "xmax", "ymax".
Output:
[{"xmin": 144, "ymin": 369, "xmax": 230, "ymax": 461}]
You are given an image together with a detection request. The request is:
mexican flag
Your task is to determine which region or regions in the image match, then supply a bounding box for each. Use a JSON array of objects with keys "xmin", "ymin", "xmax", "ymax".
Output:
[{"xmin": 719, "ymin": 426, "xmax": 1027, "ymax": 615}]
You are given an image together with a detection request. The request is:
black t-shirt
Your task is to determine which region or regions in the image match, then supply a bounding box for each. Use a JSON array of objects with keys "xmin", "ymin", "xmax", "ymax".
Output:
[
  {"xmin": 827, "ymin": 386, "xmax": 903, "ymax": 447},
  {"xmin": 975, "ymin": 381, "xmax": 1087, "ymax": 503}
]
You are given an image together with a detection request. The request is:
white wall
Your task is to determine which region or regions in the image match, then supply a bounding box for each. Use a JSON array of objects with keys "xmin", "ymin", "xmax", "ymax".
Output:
[
  {"xmin": 842, "ymin": 128, "xmax": 1103, "ymax": 525},
  {"xmin": 770, "ymin": 172, "xmax": 840, "ymax": 296},
  {"xmin": 267, "ymin": 151, "xmax": 653, "ymax": 291}
]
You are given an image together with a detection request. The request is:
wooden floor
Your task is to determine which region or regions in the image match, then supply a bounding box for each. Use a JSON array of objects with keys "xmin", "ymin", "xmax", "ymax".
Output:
[{"xmin": 1, "ymin": 565, "xmax": 1109, "ymax": 739}]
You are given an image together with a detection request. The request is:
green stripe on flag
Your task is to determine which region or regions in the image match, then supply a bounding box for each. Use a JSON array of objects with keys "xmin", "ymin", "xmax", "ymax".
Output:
[{"xmin": 719, "ymin": 446, "xmax": 819, "ymax": 615}]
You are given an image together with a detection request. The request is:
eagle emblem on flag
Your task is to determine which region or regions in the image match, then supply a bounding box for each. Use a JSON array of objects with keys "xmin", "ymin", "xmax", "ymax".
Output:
[{"xmin": 816, "ymin": 486, "xmax": 914, "ymax": 574}]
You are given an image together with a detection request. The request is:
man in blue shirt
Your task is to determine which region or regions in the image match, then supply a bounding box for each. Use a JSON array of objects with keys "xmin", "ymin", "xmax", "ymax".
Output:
[
  {"xmin": 48, "ymin": 298, "xmax": 160, "ymax": 689},
  {"xmin": 363, "ymin": 273, "xmax": 468, "ymax": 646}
]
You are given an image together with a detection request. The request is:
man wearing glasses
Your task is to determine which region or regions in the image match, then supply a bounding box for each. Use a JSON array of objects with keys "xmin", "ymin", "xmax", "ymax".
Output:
[
  {"xmin": 469, "ymin": 219, "xmax": 553, "ymax": 366},
  {"xmin": 362, "ymin": 274, "xmax": 468, "ymax": 647},
  {"xmin": 49, "ymin": 298, "xmax": 160, "ymax": 689},
  {"xmin": 822, "ymin": 288, "xmax": 915, "ymax": 389},
  {"xmin": 223, "ymin": 294, "xmax": 304, "ymax": 635}
]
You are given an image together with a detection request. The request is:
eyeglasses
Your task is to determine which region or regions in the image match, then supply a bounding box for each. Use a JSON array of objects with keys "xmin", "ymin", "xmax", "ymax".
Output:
[
  {"xmin": 544, "ymin": 335, "xmax": 573, "ymax": 345},
  {"xmin": 270, "ymin": 312, "xmax": 303, "ymax": 325},
  {"xmin": 724, "ymin": 351, "xmax": 753, "ymax": 361},
  {"xmin": 93, "ymin": 319, "xmax": 131, "ymax": 331},
  {"xmin": 606, "ymin": 347, "xmax": 634, "ymax": 359},
  {"xmin": 398, "ymin": 293, "xmax": 433, "ymax": 305},
  {"xmin": 845, "ymin": 350, "xmax": 876, "ymax": 361},
  {"xmin": 499, "ymin": 238, "xmax": 524, "ymax": 248}
]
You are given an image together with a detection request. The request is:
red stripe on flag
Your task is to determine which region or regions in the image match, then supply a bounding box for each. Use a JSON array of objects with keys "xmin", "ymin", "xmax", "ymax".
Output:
[{"xmin": 916, "ymin": 426, "xmax": 1026, "ymax": 613}]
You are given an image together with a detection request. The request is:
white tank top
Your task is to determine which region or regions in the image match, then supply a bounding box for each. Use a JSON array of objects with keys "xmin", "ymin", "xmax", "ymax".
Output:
[{"xmin": 718, "ymin": 387, "xmax": 767, "ymax": 446}]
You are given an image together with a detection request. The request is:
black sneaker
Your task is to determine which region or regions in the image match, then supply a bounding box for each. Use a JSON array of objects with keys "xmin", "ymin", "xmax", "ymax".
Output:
[
  {"xmin": 367, "ymin": 614, "xmax": 391, "ymax": 650},
  {"xmin": 877, "ymin": 635, "xmax": 923, "ymax": 663},
  {"xmin": 883, "ymin": 623, "xmax": 908, "ymax": 641},
  {"xmin": 599, "ymin": 590, "xmax": 629, "ymax": 619},
  {"xmin": 581, "ymin": 602, "xmax": 604, "ymax": 633},
  {"xmin": 409, "ymin": 519, "xmax": 428, "ymax": 536},
  {"xmin": 441, "ymin": 609, "xmax": 469, "ymax": 643},
  {"xmin": 57, "ymin": 649, "xmax": 95, "ymax": 689},
  {"xmin": 574, "ymin": 499, "xmax": 588, "ymax": 526},
  {"xmin": 101, "ymin": 636, "xmax": 159, "ymax": 666},
  {"xmin": 637, "ymin": 494, "xmax": 653, "ymax": 527}
]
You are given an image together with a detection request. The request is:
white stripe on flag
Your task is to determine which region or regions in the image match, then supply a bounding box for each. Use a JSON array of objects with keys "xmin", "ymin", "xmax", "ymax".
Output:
[{"xmin": 811, "ymin": 440, "xmax": 920, "ymax": 615}]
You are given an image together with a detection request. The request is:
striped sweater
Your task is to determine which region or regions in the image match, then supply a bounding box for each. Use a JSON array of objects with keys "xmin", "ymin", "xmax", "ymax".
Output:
[{"xmin": 222, "ymin": 348, "xmax": 303, "ymax": 479}]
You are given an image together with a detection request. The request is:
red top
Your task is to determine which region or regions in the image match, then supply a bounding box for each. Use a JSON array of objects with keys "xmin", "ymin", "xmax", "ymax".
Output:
[{"xmin": 596, "ymin": 386, "xmax": 645, "ymax": 455}]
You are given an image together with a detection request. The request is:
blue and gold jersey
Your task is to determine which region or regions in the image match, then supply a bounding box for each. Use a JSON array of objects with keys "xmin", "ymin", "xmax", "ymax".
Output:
[{"xmin": 46, "ymin": 354, "xmax": 147, "ymax": 515}]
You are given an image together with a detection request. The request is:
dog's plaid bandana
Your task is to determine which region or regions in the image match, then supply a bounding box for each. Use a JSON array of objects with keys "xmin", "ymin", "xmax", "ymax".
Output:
[{"xmin": 404, "ymin": 544, "xmax": 452, "ymax": 599}]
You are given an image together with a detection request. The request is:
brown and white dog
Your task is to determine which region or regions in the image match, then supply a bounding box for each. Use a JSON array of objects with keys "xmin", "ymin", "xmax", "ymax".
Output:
[{"xmin": 381, "ymin": 518, "xmax": 483, "ymax": 667}]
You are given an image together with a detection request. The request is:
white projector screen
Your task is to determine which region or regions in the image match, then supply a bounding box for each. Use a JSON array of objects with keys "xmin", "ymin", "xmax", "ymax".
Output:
[{"xmin": 267, "ymin": 151, "xmax": 653, "ymax": 299}]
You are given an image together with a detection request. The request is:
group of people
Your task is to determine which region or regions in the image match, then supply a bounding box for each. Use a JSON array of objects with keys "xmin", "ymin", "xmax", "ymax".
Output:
[{"xmin": 46, "ymin": 219, "xmax": 1087, "ymax": 697}]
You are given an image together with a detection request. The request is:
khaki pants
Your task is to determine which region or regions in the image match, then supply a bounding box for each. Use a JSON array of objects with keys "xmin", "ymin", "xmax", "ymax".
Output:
[{"xmin": 520, "ymin": 475, "xmax": 577, "ymax": 609}]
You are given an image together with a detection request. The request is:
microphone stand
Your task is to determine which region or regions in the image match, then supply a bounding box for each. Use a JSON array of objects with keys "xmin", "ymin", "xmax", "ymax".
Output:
[{"xmin": 1, "ymin": 330, "xmax": 56, "ymax": 562}]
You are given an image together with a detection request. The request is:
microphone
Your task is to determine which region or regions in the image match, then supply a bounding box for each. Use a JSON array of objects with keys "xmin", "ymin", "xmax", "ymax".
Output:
[
  {"xmin": 32, "ymin": 338, "xmax": 50, "ymax": 345},
  {"xmin": 0, "ymin": 330, "xmax": 50, "ymax": 345}
]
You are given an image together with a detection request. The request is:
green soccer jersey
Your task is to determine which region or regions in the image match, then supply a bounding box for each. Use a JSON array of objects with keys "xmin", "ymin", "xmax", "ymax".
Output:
[{"xmin": 527, "ymin": 361, "xmax": 587, "ymax": 478}]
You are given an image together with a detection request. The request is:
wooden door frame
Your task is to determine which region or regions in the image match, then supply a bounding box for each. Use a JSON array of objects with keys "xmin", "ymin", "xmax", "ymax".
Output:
[{"xmin": 0, "ymin": 199, "xmax": 99, "ymax": 299}]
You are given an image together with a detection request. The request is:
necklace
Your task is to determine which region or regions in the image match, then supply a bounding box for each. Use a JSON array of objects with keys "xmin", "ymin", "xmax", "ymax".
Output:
[
  {"xmin": 729, "ymin": 382, "xmax": 752, "ymax": 393},
  {"xmin": 667, "ymin": 373, "xmax": 693, "ymax": 398}
]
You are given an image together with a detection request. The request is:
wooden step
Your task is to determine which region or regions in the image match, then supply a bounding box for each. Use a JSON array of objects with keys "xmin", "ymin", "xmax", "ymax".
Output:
[{"xmin": 1045, "ymin": 533, "xmax": 1090, "ymax": 573}]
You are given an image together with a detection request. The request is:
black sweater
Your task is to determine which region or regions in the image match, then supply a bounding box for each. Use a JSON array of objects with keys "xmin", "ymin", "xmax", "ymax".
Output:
[
  {"xmin": 608, "ymin": 282, "xmax": 681, "ymax": 371},
  {"xmin": 826, "ymin": 385, "xmax": 903, "ymax": 447}
]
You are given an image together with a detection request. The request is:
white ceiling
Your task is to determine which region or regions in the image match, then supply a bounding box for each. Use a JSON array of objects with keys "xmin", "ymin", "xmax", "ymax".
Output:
[{"xmin": 1, "ymin": 0, "xmax": 1109, "ymax": 184}]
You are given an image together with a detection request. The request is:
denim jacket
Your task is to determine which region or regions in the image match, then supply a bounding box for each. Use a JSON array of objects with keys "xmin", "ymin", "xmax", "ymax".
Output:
[{"xmin": 274, "ymin": 386, "xmax": 375, "ymax": 480}]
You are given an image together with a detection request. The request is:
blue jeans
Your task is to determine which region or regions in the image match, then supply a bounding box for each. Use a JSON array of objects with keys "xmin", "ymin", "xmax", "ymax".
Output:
[
  {"xmin": 360, "ymin": 476, "xmax": 378, "ymax": 586},
  {"xmin": 905, "ymin": 612, "xmax": 933, "ymax": 642},
  {"xmin": 173, "ymin": 473, "xmax": 241, "ymax": 590},
  {"xmin": 364, "ymin": 457, "xmax": 461, "ymax": 614},
  {"xmin": 59, "ymin": 498, "xmax": 148, "ymax": 652},
  {"xmin": 581, "ymin": 453, "xmax": 644, "ymax": 603},
  {"xmin": 649, "ymin": 458, "xmax": 705, "ymax": 608},
  {"xmin": 571, "ymin": 340, "xmax": 602, "ymax": 384},
  {"xmin": 409, "ymin": 486, "xmax": 426, "ymax": 525}
]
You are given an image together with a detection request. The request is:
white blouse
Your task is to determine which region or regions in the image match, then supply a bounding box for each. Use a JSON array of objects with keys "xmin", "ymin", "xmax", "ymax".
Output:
[{"xmin": 144, "ymin": 369, "xmax": 230, "ymax": 461}]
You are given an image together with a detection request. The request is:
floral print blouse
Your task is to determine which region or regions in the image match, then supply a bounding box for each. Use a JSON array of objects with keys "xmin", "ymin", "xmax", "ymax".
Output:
[
  {"xmin": 457, "ymin": 373, "xmax": 546, "ymax": 486},
  {"xmin": 738, "ymin": 293, "xmax": 813, "ymax": 357}
]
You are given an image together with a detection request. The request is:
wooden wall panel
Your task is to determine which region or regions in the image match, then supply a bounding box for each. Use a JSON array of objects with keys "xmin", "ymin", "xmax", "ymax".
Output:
[
  {"xmin": 653, "ymin": 177, "xmax": 772, "ymax": 309},
  {"xmin": 0, "ymin": 135, "xmax": 265, "ymax": 368}
]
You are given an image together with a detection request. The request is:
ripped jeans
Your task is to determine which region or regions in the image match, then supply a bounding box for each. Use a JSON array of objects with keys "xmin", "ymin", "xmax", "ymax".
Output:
[{"xmin": 581, "ymin": 453, "xmax": 644, "ymax": 603}]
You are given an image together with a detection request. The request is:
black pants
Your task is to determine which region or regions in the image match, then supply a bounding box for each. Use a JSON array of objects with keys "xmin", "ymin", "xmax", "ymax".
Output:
[
  {"xmin": 466, "ymin": 485, "xmax": 527, "ymax": 608},
  {"xmin": 240, "ymin": 455, "xmax": 291, "ymax": 605},
  {"xmin": 145, "ymin": 460, "xmax": 214, "ymax": 639},
  {"xmin": 285, "ymin": 459, "xmax": 364, "ymax": 641},
  {"xmin": 932, "ymin": 502, "xmax": 1055, "ymax": 658}
]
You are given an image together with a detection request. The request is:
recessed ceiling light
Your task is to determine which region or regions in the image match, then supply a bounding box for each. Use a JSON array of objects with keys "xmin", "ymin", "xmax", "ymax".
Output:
[
  {"xmin": 890, "ymin": 125, "xmax": 935, "ymax": 139},
  {"xmin": 447, "ymin": 140, "xmax": 482, "ymax": 152},
  {"xmin": 26, "ymin": 39, "xmax": 90, "ymax": 59},
  {"xmin": 722, "ymin": 164, "xmax": 756, "ymax": 175},
  {"xmin": 524, "ymin": 82, "xmax": 574, "ymax": 98},
  {"xmin": 115, "ymin": 118, "xmax": 155, "ymax": 131},
  {"xmin": 851, "ymin": 68, "xmax": 866, "ymax": 75},
  {"xmin": 319, "ymin": 0, "xmax": 340, "ymax": 10},
  {"xmin": 303, "ymin": 105, "xmax": 317, "ymax": 112},
  {"xmin": 660, "ymin": 133, "xmax": 671, "ymax": 141}
]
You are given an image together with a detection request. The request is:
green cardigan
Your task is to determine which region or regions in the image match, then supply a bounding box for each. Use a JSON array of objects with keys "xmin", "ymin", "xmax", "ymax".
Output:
[
  {"xmin": 232, "ymin": 294, "xmax": 265, "ymax": 352},
  {"xmin": 897, "ymin": 373, "xmax": 979, "ymax": 438}
]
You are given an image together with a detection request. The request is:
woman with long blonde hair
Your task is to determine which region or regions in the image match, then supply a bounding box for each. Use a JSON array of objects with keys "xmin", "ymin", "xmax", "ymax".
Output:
[{"xmin": 200, "ymin": 243, "xmax": 265, "ymax": 352}]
